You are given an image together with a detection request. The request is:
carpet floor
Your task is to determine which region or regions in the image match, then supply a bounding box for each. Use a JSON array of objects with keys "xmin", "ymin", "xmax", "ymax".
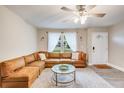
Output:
[{"xmin": 31, "ymin": 68, "xmax": 113, "ymax": 88}]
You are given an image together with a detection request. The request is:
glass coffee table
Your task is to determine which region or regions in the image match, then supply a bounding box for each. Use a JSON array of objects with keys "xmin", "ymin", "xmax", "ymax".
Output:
[{"xmin": 51, "ymin": 64, "xmax": 76, "ymax": 86}]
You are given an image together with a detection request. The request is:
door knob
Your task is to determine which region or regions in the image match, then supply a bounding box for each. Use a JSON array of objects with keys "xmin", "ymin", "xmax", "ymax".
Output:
[{"xmin": 93, "ymin": 46, "xmax": 95, "ymax": 50}]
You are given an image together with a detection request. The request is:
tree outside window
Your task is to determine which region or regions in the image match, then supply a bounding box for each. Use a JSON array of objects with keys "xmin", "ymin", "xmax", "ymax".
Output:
[{"xmin": 53, "ymin": 34, "xmax": 72, "ymax": 52}]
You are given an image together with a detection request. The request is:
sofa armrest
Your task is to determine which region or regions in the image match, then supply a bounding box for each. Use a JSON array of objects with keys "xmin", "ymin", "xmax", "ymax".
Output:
[{"xmin": 81, "ymin": 53, "xmax": 86, "ymax": 60}]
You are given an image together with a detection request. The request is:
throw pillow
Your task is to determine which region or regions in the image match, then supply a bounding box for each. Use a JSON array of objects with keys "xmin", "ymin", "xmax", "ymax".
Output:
[
  {"xmin": 39, "ymin": 53, "xmax": 46, "ymax": 61},
  {"xmin": 72, "ymin": 52, "xmax": 79, "ymax": 60}
]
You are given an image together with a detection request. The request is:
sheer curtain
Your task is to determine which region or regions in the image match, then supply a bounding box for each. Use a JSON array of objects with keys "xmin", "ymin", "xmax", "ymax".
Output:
[
  {"xmin": 48, "ymin": 32, "xmax": 61, "ymax": 52},
  {"xmin": 64, "ymin": 32, "xmax": 77, "ymax": 51}
]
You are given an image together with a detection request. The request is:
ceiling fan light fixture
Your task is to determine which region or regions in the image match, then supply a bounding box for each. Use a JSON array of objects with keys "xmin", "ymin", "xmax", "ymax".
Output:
[
  {"xmin": 74, "ymin": 18, "xmax": 79, "ymax": 23},
  {"xmin": 80, "ymin": 16, "xmax": 87, "ymax": 24},
  {"xmin": 61, "ymin": 5, "xmax": 105, "ymax": 25},
  {"xmin": 73, "ymin": 11, "xmax": 79, "ymax": 16}
]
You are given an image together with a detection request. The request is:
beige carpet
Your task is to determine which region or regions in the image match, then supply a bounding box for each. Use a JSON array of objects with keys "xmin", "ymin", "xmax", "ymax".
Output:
[{"xmin": 31, "ymin": 68, "xmax": 113, "ymax": 88}]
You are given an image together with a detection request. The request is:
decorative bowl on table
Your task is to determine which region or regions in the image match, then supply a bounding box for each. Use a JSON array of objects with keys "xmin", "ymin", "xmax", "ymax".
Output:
[{"xmin": 59, "ymin": 64, "xmax": 69, "ymax": 71}]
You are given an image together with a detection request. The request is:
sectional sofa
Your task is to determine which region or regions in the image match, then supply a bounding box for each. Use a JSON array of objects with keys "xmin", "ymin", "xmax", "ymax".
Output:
[
  {"xmin": 0, "ymin": 54, "xmax": 45, "ymax": 88},
  {"xmin": 0, "ymin": 51, "xmax": 86, "ymax": 88},
  {"xmin": 39, "ymin": 51, "xmax": 87, "ymax": 68}
]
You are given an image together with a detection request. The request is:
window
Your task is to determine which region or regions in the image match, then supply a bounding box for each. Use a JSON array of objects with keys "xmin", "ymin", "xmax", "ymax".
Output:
[
  {"xmin": 53, "ymin": 34, "xmax": 72, "ymax": 52},
  {"xmin": 48, "ymin": 32, "xmax": 77, "ymax": 52}
]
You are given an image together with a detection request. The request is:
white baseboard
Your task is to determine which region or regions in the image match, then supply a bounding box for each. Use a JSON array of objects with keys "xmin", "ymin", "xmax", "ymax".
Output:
[{"xmin": 107, "ymin": 63, "xmax": 124, "ymax": 72}]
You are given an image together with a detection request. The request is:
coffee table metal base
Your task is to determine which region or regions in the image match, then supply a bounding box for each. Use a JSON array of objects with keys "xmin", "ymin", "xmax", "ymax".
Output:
[{"xmin": 52, "ymin": 71, "xmax": 76, "ymax": 86}]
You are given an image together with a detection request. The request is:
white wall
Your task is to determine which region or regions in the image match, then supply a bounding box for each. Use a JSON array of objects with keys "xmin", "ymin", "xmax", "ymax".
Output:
[
  {"xmin": 0, "ymin": 6, "xmax": 37, "ymax": 62},
  {"xmin": 37, "ymin": 29, "xmax": 87, "ymax": 52},
  {"xmin": 108, "ymin": 22, "xmax": 124, "ymax": 70}
]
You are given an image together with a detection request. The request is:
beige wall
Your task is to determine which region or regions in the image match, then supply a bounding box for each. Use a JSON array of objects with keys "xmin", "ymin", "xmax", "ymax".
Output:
[
  {"xmin": 108, "ymin": 22, "xmax": 124, "ymax": 70},
  {"xmin": 37, "ymin": 29, "xmax": 87, "ymax": 52},
  {"xmin": 0, "ymin": 6, "xmax": 37, "ymax": 62}
]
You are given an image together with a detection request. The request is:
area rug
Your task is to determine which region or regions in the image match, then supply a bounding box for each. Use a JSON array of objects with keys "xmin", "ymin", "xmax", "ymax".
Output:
[
  {"xmin": 91, "ymin": 66, "xmax": 124, "ymax": 88},
  {"xmin": 93, "ymin": 64, "xmax": 112, "ymax": 69},
  {"xmin": 31, "ymin": 68, "xmax": 113, "ymax": 88}
]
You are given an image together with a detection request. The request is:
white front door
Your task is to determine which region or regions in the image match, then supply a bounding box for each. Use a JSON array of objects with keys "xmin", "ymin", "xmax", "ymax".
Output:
[{"xmin": 91, "ymin": 32, "xmax": 108, "ymax": 64}]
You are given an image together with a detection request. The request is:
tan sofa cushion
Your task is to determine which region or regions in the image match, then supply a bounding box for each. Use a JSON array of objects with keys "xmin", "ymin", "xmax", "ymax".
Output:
[
  {"xmin": 24, "ymin": 54, "xmax": 35, "ymax": 64},
  {"xmin": 60, "ymin": 52, "xmax": 71, "ymax": 59},
  {"xmin": 27, "ymin": 61, "xmax": 45, "ymax": 69},
  {"xmin": 45, "ymin": 59, "xmax": 83, "ymax": 63},
  {"xmin": 59, "ymin": 59, "xmax": 74, "ymax": 64},
  {"xmin": 59, "ymin": 59, "xmax": 84, "ymax": 64},
  {"xmin": 3, "ymin": 67, "xmax": 39, "ymax": 82},
  {"xmin": 47, "ymin": 53, "xmax": 60, "ymax": 58},
  {"xmin": 45, "ymin": 59, "xmax": 60, "ymax": 63},
  {"xmin": 73, "ymin": 60, "xmax": 84, "ymax": 64},
  {"xmin": 60, "ymin": 59, "xmax": 74, "ymax": 62},
  {"xmin": 1, "ymin": 57, "xmax": 25, "ymax": 77}
]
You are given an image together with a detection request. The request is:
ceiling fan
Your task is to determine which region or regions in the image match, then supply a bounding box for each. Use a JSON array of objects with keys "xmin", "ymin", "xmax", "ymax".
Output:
[{"xmin": 61, "ymin": 5, "xmax": 106, "ymax": 24}]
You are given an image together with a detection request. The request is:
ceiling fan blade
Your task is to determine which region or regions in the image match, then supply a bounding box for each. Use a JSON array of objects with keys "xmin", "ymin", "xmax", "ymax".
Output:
[
  {"xmin": 92, "ymin": 13, "xmax": 106, "ymax": 17},
  {"xmin": 61, "ymin": 7, "xmax": 74, "ymax": 12},
  {"xmin": 76, "ymin": 5, "xmax": 85, "ymax": 10},
  {"xmin": 85, "ymin": 5, "xmax": 96, "ymax": 11}
]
